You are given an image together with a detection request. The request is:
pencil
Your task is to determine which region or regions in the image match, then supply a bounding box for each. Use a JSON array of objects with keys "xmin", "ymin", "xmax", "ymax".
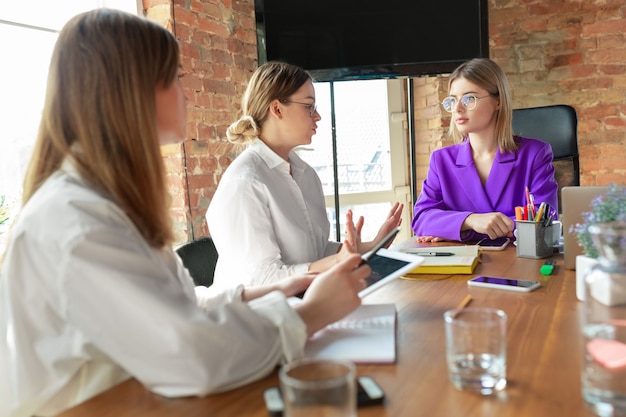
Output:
[{"xmin": 451, "ymin": 294, "xmax": 472, "ymax": 318}]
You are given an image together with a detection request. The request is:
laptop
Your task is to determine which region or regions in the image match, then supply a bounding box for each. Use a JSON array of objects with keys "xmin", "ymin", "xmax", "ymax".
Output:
[{"xmin": 561, "ymin": 186, "xmax": 609, "ymax": 270}]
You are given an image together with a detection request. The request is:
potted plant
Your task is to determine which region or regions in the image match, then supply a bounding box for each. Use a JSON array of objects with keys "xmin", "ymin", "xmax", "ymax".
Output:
[{"xmin": 572, "ymin": 183, "xmax": 626, "ymax": 300}]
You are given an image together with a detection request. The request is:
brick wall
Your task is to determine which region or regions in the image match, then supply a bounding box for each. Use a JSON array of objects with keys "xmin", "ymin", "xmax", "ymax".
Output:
[
  {"xmin": 412, "ymin": 0, "xmax": 626, "ymax": 197},
  {"xmin": 144, "ymin": 0, "xmax": 256, "ymax": 245},
  {"xmin": 145, "ymin": 0, "xmax": 626, "ymax": 245}
]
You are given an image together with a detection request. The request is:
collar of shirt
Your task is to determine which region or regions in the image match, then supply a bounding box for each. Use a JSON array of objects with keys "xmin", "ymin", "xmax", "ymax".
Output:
[{"xmin": 249, "ymin": 138, "xmax": 308, "ymax": 178}]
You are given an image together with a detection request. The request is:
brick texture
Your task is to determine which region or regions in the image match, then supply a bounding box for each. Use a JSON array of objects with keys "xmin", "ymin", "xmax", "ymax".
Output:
[
  {"xmin": 143, "ymin": 0, "xmax": 256, "ymax": 245},
  {"xmin": 412, "ymin": 0, "xmax": 626, "ymax": 200},
  {"xmin": 144, "ymin": 0, "xmax": 626, "ymax": 245}
]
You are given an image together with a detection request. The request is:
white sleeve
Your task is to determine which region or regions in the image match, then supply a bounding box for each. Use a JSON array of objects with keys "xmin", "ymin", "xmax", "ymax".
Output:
[
  {"xmin": 62, "ymin": 226, "xmax": 307, "ymax": 397},
  {"xmin": 208, "ymin": 177, "xmax": 311, "ymax": 286}
]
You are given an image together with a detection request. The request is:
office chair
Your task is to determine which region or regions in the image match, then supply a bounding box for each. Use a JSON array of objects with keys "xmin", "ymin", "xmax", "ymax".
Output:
[
  {"xmin": 512, "ymin": 104, "xmax": 580, "ymax": 213},
  {"xmin": 175, "ymin": 237, "xmax": 219, "ymax": 287}
]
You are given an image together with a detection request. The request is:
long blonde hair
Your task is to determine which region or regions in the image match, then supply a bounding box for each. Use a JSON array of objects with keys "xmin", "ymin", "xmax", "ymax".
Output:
[
  {"xmin": 447, "ymin": 58, "xmax": 517, "ymax": 153},
  {"xmin": 227, "ymin": 61, "xmax": 311, "ymax": 144},
  {"xmin": 22, "ymin": 9, "xmax": 179, "ymax": 247}
]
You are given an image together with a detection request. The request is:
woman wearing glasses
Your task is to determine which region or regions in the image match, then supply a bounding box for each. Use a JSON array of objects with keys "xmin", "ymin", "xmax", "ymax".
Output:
[
  {"xmin": 207, "ymin": 61, "xmax": 403, "ymax": 286},
  {"xmin": 411, "ymin": 58, "xmax": 558, "ymax": 242}
]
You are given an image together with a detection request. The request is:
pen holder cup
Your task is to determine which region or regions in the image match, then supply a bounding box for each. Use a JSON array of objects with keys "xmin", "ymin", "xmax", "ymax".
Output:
[{"xmin": 516, "ymin": 220, "xmax": 553, "ymax": 259}]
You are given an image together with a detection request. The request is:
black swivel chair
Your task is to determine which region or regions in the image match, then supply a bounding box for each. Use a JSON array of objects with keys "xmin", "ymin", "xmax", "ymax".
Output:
[
  {"xmin": 512, "ymin": 104, "xmax": 580, "ymax": 213},
  {"xmin": 175, "ymin": 237, "xmax": 219, "ymax": 287}
]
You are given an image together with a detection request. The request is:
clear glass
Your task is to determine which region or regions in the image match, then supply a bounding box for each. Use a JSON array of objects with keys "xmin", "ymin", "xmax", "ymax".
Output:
[
  {"xmin": 279, "ymin": 359, "xmax": 356, "ymax": 417},
  {"xmin": 582, "ymin": 222, "xmax": 626, "ymax": 417},
  {"xmin": 444, "ymin": 307, "xmax": 507, "ymax": 395}
]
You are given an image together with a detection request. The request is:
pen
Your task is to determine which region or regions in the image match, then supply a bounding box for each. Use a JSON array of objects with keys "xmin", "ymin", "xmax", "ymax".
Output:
[
  {"xmin": 534, "ymin": 202, "xmax": 546, "ymax": 222},
  {"xmin": 413, "ymin": 252, "xmax": 455, "ymax": 256}
]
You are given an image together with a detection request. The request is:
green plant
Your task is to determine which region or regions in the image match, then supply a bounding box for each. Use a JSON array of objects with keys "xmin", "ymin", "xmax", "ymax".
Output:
[
  {"xmin": 573, "ymin": 183, "xmax": 626, "ymax": 258},
  {"xmin": 0, "ymin": 195, "xmax": 10, "ymax": 227}
]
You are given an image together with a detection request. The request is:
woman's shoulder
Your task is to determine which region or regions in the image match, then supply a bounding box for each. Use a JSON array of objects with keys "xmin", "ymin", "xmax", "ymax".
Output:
[
  {"xmin": 430, "ymin": 141, "xmax": 465, "ymax": 161},
  {"xmin": 515, "ymin": 136, "xmax": 552, "ymax": 161},
  {"xmin": 515, "ymin": 136, "xmax": 551, "ymax": 150},
  {"xmin": 220, "ymin": 147, "xmax": 265, "ymax": 180},
  {"xmin": 15, "ymin": 170, "xmax": 131, "ymax": 246}
]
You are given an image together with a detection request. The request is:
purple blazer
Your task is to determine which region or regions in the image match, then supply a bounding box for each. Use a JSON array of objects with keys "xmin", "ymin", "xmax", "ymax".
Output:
[{"xmin": 411, "ymin": 137, "xmax": 558, "ymax": 242}]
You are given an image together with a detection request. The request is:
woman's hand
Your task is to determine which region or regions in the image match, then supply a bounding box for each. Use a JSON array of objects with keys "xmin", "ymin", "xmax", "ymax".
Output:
[
  {"xmin": 358, "ymin": 202, "xmax": 404, "ymax": 253},
  {"xmin": 309, "ymin": 212, "xmax": 359, "ymax": 273},
  {"xmin": 415, "ymin": 235, "xmax": 447, "ymax": 243},
  {"xmin": 241, "ymin": 273, "xmax": 317, "ymax": 301},
  {"xmin": 463, "ymin": 212, "xmax": 514, "ymax": 240},
  {"xmin": 336, "ymin": 209, "xmax": 360, "ymax": 258},
  {"xmin": 294, "ymin": 254, "xmax": 369, "ymax": 336},
  {"xmin": 275, "ymin": 273, "xmax": 318, "ymax": 297}
]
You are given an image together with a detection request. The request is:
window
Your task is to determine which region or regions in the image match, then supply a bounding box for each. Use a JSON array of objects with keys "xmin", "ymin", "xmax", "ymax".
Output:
[
  {"xmin": 296, "ymin": 79, "xmax": 412, "ymax": 242},
  {"xmin": 0, "ymin": 1, "xmax": 138, "ymax": 238}
]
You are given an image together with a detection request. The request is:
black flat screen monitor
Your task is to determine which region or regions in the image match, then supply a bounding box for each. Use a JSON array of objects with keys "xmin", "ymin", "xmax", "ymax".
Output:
[{"xmin": 255, "ymin": 0, "xmax": 489, "ymax": 82}]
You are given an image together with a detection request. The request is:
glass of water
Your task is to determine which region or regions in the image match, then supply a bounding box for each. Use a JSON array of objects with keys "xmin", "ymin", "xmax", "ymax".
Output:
[
  {"xmin": 444, "ymin": 307, "xmax": 507, "ymax": 395},
  {"xmin": 279, "ymin": 359, "xmax": 356, "ymax": 417},
  {"xmin": 582, "ymin": 223, "xmax": 626, "ymax": 417}
]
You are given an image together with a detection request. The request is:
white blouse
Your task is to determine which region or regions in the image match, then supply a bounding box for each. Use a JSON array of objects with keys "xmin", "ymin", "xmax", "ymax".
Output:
[
  {"xmin": 0, "ymin": 164, "xmax": 307, "ymax": 417},
  {"xmin": 207, "ymin": 139, "xmax": 341, "ymax": 288}
]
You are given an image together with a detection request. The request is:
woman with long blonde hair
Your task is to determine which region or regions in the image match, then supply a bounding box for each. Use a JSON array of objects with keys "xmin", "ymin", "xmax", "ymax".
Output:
[
  {"xmin": 412, "ymin": 58, "xmax": 558, "ymax": 242},
  {"xmin": 0, "ymin": 10, "xmax": 369, "ymax": 417}
]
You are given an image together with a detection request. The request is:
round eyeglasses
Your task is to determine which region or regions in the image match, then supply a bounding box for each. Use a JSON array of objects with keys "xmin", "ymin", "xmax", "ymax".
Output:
[
  {"xmin": 441, "ymin": 94, "xmax": 492, "ymax": 113},
  {"xmin": 281, "ymin": 99, "xmax": 318, "ymax": 117}
]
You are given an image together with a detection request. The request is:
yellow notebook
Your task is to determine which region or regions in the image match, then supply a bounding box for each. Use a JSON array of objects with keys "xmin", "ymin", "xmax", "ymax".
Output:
[{"xmin": 394, "ymin": 244, "xmax": 480, "ymax": 275}]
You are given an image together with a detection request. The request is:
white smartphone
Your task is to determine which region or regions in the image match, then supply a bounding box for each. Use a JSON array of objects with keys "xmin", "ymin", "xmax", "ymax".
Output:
[
  {"xmin": 468, "ymin": 276, "xmax": 541, "ymax": 292},
  {"xmin": 476, "ymin": 237, "xmax": 510, "ymax": 251}
]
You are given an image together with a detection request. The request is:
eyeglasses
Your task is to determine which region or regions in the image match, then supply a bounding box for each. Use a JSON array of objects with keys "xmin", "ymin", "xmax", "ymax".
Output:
[
  {"xmin": 441, "ymin": 94, "xmax": 492, "ymax": 113},
  {"xmin": 281, "ymin": 100, "xmax": 318, "ymax": 117}
]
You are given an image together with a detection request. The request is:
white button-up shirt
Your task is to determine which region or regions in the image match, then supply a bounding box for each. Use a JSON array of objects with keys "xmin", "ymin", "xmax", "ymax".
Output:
[
  {"xmin": 208, "ymin": 139, "xmax": 341, "ymax": 288},
  {"xmin": 0, "ymin": 163, "xmax": 307, "ymax": 417}
]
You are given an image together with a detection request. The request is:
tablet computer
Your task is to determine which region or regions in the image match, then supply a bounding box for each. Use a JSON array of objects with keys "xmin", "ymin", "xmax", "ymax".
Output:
[{"xmin": 359, "ymin": 248, "xmax": 424, "ymax": 297}]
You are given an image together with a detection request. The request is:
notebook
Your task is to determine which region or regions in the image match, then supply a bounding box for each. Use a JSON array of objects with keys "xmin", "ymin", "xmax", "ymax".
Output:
[
  {"xmin": 304, "ymin": 303, "xmax": 396, "ymax": 364},
  {"xmin": 393, "ymin": 241, "xmax": 480, "ymax": 275},
  {"xmin": 561, "ymin": 186, "xmax": 609, "ymax": 270}
]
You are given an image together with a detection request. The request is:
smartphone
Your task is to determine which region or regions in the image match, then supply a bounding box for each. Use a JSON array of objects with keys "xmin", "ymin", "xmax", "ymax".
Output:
[
  {"xmin": 263, "ymin": 376, "xmax": 385, "ymax": 416},
  {"xmin": 477, "ymin": 237, "xmax": 510, "ymax": 251},
  {"xmin": 468, "ymin": 276, "xmax": 541, "ymax": 292},
  {"xmin": 360, "ymin": 227, "xmax": 401, "ymax": 265}
]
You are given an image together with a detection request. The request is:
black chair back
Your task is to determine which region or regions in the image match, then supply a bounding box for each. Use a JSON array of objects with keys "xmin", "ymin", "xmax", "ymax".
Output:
[
  {"xmin": 512, "ymin": 104, "xmax": 580, "ymax": 213},
  {"xmin": 175, "ymin": 237, "xmax": 218, "ymax": 287}
]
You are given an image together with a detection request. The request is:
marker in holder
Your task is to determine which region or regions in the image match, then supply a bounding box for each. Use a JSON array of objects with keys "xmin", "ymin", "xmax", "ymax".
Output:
[{"xmin": 516, "ymin": 220, "xmax": 553, "ymax": 259}]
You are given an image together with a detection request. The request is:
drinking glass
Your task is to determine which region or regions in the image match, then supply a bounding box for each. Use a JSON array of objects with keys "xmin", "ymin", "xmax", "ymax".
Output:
[
  {"xmin": 582, "ymin": 222, "xmax": 626, "ymax": 417},
  {"xmin": 444, "ymin": 307, "xmax": 507, "ymax": 395},
  {"xmin": 279, "ymin": 359, "xmax": 356, "ymax": 417}
]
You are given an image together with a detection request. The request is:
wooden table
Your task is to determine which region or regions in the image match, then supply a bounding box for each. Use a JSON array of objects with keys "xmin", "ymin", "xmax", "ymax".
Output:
[{"xmin": 58, "ymin": 247, "xmax": 594, "ymax": 417}]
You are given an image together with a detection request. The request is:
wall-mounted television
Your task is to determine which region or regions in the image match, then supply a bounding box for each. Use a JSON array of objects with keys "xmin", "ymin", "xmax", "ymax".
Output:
[{"xmin": 254, "ymin": 0, "xmax": 489, "ymax": 82}]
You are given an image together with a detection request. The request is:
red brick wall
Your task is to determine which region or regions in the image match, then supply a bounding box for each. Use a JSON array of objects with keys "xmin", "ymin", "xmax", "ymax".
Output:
[
  {"xmin": 144, "ymin": 0, "xmax": 256, "ymax": 245},
  {"xmin": 412, "ymin": 0, "xmax": 626, "ymax": 198},
  {"xmin": 144, "ymin": 0, "xmax": 626, "ymax": 245}
]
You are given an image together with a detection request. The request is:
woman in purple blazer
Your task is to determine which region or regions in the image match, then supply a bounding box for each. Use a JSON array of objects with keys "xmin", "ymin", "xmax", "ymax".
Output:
[{"xmin": 412, "ymin": 58, "xmax": 558, "ymax": 242}]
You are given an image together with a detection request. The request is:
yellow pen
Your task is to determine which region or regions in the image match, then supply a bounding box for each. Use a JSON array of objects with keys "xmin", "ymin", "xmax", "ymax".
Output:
[{"xmin": 534, "ymin": 202, "xmax": 546, "ymax": 222}]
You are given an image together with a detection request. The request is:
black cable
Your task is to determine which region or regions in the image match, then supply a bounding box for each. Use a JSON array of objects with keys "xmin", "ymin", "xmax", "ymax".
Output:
[{"xmin": 170, "ymin": 2, "xmax": 195, "ymax": 241}]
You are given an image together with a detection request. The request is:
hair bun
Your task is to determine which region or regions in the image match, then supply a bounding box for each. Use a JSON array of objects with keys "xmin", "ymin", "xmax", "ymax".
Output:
[{"xmin": 226, "ymin": 115, "xmax": 259, "ymax": 144}]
